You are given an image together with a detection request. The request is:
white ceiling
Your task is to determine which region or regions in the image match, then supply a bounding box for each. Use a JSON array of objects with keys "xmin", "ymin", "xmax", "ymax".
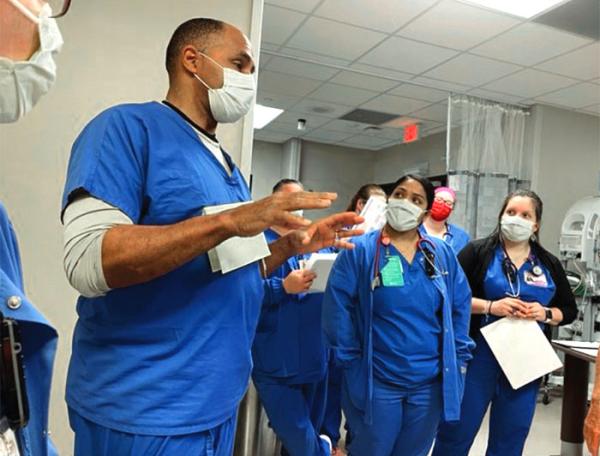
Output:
[{"xmin": 255, "ymin": 0, "xmax": 600, "ymax": 150}]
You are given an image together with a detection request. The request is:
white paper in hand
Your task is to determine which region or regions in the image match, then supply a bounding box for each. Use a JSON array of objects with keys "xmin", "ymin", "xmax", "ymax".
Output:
[
  {"xmin": 354, "ymin": 196, "xmax": 387, "ymax": 234},
  {"xmin": 203, "ymin": 202, "xmax": 270, "ymax": 274},
  {"xmin": 303, "ymin": 253, "xmax": 338, "ymax": 293},
  {"xmin": 481, "ymin": 318, "xmax": 562, "ymax": 390}
]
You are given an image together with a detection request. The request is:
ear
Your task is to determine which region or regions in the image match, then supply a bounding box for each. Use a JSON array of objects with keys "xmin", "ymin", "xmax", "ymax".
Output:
[{"xmin": 181, "ymin": 45, "xmax": 201, "ymax": 74}]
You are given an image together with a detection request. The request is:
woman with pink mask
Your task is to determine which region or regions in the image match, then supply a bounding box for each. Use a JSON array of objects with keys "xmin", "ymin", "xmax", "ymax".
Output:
[{"xmin": 420, "ymin": 187, "xmax": 470, "ymax": 254}]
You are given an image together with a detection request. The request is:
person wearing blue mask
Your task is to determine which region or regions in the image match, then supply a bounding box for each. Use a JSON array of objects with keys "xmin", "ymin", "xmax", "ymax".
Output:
[
  {"xmin": 420, "ymin": 186, "xmax": 470, "ymax": 255},
  {"xmin": 60, "ymin": 18, "xmax": 362, "ymax": 456},
  {"xmin": 0, "ymin": 0, "xmax": 67, "ymax": 454},
  {"xmin": 253, "ymin": 178, "xmax": 334, "ymax": 456},
  {"xmin": 322, "ymin": 174, "xmax": 474, "ymax": 456},
  {"xmin": 432, "ymin": 189, "xmax": 577, "ymax": 456}
]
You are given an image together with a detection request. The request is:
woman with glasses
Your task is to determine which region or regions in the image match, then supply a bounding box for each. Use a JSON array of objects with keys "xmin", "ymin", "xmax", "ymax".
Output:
[
  {"xmin": 432, "ymin": 189, "xmax": 577, "ymax": 456},
  {"xmin": 420, "ymin": 187, "xmax": 470, "ymax": 254}
]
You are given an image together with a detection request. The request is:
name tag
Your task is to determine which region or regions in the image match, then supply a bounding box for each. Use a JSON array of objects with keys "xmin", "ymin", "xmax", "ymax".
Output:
[
  {"xmin": 524, "ymin": 271, "xmax": 548, "ymax": 287},
  {"xmin": 381, "ymin": 256, "xmax": 404, "ymax": 287}
]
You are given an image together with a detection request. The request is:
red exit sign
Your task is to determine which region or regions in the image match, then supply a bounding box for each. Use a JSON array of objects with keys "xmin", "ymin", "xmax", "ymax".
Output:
[{"xmin": 404, "ymin": 124, "xmax": 419, "ymax": 143}]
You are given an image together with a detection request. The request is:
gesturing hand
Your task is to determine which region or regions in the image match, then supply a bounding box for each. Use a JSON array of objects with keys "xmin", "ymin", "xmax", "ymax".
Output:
[{"xmin": 224, "ymin": 191, "xmax": 338, "ymax": 238}]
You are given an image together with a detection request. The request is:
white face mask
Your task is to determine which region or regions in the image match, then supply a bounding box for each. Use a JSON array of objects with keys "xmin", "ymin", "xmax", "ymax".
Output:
[
  {"xmin": 291, "ymin": 209, "xmax": 304, "ymax": 218},
  {"xmin": 194, "ymin": 51, "xmax": 255, "ymax": 124},
  {"xmin": 385, "ymin": 198, "xmax": 423, "ymax": 232},
  {"xmin": 501, "ymin": 215, "xmax": 535, "ymax": 242},
  {"xmin": 0, "ymin": 4, "xmax": 63, "ymax": 123}
]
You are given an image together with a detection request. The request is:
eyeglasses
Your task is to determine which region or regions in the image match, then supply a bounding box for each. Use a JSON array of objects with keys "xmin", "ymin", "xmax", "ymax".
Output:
[
  {"xmin": 434, "ymin": 196, "xmax": 455, "ymax": 208},
  {"xmin": 47, "ymin": 0, "xmax": 72, "ymax": 18}
]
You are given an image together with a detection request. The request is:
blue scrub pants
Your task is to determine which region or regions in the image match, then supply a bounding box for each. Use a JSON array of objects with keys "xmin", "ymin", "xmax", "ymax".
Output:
[
  {"xmin": 320, "ymin": 360, "xmax": 342, "ymax": 447},
  {"xmin": 432, "ymin": 337, "xmax": 540, "ymax": 456},
  {"xmin": 343, "ymin": 379, "xmax": 442, "ymax": 456},
  {"xmin": 254, "ymin": 376, "xmax": 330, "ymax": 456},
  {"xmin": 69, "ymin": 408, "xmax": 237, "ymax": 456}
]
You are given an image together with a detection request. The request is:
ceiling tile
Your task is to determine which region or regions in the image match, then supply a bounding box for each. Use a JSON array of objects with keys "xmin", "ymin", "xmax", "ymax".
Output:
[
  {"xmin": 258, "ymin": 71, "xmax": 323, "ymax": 97},
  {"xmin": 361, "ymin": 94, "xmax": 431, "ymax": 115},
  {"xmin": 277, "ymin": 47, "xmax": 352, "ymax": 67},
  {"xmin": 261, "ymin": 42, "xmax": 280, "ymax": 52},
  {"xmin": 581, "ymin": 104, "xmax": 600, "ymax": 115},
  {"xmin": 308, "ymin": 83, "xmax": 379, "ymax": 106},
  {"xmin": 329, "ymin": 70, "xmax": 400, "ymax": 92},
  {"xmin": 321, "ymin": 119, "xmax": 373, "ymax": 134},
  {"xmin": 424, "ymin": 54, "xmax": 521, "ymax": 87},
  {"xmin": 467, "ymin": 88, "xmax": 527, "ymax": 105},
  {"xmin": 483, "ymin": 69, "xmax": 578, "ymax": 98},
  {"xmin": 262, "ymin": 5, "xmax": 306, "ymax": 45},
  {"xmin": 303, "ymin": 128, "xmax": 356, "ymax": 142},
  {"xmin": 535, "ymin": 82, "xmax": 600, "ymax": 108},
  {"xmin": 389, "ymin": 83, "xmax": 449, "ymax": 102},
  {"xmin": 397, "ymin": 0, "xmax": 520, "ymax": 50},
  {"xmin": 471, "ymin": 23, "xmax": 593, "ymax": 66},
  {"xmin": 410, "ymin": 76, "xmax": 471, "ymax": 92},
  {"xmin": 265, "ymin": 56, "xmax": 340, "ymax": 81},
  {"xmin": 535, "ymin": 42, "xmax": 600, "ymax": 81},
  {"xmin": 349, "ymin": 63, "xmax": 415, "ymax": 82},
  {"xmin": 257, "ymin": 91, "xmax": 302, "ymax": 109},
  {"xmin": 253, "ymin": 130, "xmax": 295, "ymax": 143},
  {"xmin": 363, "ymin": 126, "xmax": 406, "ymax": 141},
  {"xmin": 265, "ymin": 0, "xmax": 321, "ymax": 13},
  {"xmin": 286, "ymin": 17, "xmax": 387, "ymax": 61},
  {"xmin": 314, "ymin": 0, "xmax": 437, "ymax": 34},
  {"xmin": 411, "ymin": 103, "xmax": 449, "ymax": 122},
  {"xmin": 359, "ymin": 36, "xmax": 458, "ymax": 75},
  {"xmin": 343, "ymin": 134, "xmax": 395, "ymax": 148},
  {"xmin": 291, "ymin": 99, "xmax": 354, "ymax": 118},
  {"xmin": 265, "ymin": 121, "xmax": 308, "ymax": 137},
  {"xmin": 273, "ymin": 111, "xmax": 333, "ymax": 130}
]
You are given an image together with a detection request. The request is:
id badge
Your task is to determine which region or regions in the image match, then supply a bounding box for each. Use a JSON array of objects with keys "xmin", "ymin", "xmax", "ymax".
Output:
[
  {"xmin": 381, "ymin": 256, "xmax": 404, "ymax": 287},
  {"xmin": 524, "ymin": 271, "xmax": 548, "ymax": 287},
  {"xmin": 0, "ymin": 418, "xmax": 19, "ymax": 456}
]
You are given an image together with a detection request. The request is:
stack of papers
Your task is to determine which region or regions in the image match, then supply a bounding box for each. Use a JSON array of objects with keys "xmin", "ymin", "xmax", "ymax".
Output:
[
  {"xmin": 303, "ymin": 253, "xmax": 338, "ymax": 293},
  {"xmin": 354, "ymin": 196, "xmax": 387, "ymax": 234},
  {"xmin": 481, "ymin": 318, "xmax": 563, "ymax": 390},
  {"xmin": 203, "ymin": 202, "xmax": 270, "ymax": 274}
]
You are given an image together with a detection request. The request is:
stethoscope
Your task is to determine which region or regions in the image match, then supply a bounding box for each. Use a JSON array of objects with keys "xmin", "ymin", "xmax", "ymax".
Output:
[
  {"xmin": 371, "ymin": 229, "xmax": 448, "ymax": 290},
  {"xmin": 500, "ymin": 243, "xmax": 543, "ymax": 298}
]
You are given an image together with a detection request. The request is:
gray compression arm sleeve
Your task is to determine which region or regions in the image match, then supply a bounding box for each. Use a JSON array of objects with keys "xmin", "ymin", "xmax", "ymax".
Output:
[{"xmin": 63, "ymin": 195, "xmax": 133, "ymax": 298}]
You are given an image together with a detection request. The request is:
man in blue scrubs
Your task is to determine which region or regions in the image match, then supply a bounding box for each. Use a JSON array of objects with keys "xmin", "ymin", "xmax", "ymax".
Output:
[
  {"xmin": 60, "ymin": 18, "xmax": 361, "ymax": 456},
  {"xmin": 0, "ymin": 1, "xmax": 67, "ymax": 453},
  {"xmin": 252, "ymin": 179, "xmax": 332, "ymax": 456}
]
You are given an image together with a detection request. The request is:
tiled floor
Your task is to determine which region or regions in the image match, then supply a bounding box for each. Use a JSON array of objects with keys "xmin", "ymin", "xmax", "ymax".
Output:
[{"xmin": 433, "ymin": 396, "xmax": 590, "ymax": 456}]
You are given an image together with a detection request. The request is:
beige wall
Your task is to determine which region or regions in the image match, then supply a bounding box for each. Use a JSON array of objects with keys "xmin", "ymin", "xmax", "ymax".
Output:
[
  {"xmin": 0, "ymin": 1, "xmax": 259, "ymax": 453},
  {"xmin": 530, "ymin": 105, "xmax": 600, "ymax": 255}
]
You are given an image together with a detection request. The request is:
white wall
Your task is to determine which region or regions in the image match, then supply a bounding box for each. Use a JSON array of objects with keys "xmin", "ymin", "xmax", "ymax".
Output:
[
  {"xmin": 530, "ymin": 105, "xmax": 600, "ymax": 254},
  {"xmin": 251, "ymin": 140, "xmax": 284, "ymax": 200},
  {"xmin": 0, "ymin": 1, "xmax": 258, "ymax": 453},
  {"xmin": 373, "ymin": 131, "xmax": 447, "ymax": 183},
  {"xmin": 300, "ymin": 140, "xmax": 376, "ymax": 216}
]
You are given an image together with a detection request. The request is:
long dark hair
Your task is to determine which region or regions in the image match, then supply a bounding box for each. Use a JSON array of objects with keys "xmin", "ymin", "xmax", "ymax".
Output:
[
  {"xmin": 346, "ymin": 184, "xmax": 385, "ymax": 212},
  {"xmin": 391, "ymin": 174, "xmax": 435, "ymax": 210},
  {"xmin": 490, "ymin": 189, "xmax": 544, "ymax": 243}
]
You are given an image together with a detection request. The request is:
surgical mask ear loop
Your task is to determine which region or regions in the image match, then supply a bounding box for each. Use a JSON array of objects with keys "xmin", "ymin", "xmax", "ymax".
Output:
[{"xmin": 7, "ymin": 0, "xmax": 41, "ymax": 23}]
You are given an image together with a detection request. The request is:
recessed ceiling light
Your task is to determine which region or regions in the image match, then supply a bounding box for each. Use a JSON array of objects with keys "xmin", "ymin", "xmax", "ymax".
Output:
[
  {"xmin": 462, "ymin": 0, "xmax": 568, "ymax": 18},
  {"xmin": 253, "ymin": 104, "xmax": 284, "ymax": 129}
]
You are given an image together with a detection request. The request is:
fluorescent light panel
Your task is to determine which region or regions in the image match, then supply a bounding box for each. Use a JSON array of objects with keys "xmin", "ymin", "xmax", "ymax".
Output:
[
  {"xmin": 253, "ymin": 104, "xmax": 284, "ymax": 129},
  {"xmin": 462, "ymin": 0, "xmax": 568, "ymax": 18}
]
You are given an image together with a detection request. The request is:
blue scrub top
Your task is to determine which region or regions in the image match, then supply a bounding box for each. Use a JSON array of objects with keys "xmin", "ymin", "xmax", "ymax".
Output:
[
  {"xmin": 252, "ymin": 229, "xmax": 328, "ymax": 384},
  {"xmin": 481, "ymin": 245, "xmax": 556, "ymax": 328},
  {"xmin": 372, "ymin": 245, "xmax": 442, "ymax": 387},
  {"xmin": 61, "ymin": 102, "xmax": 264, "ymax": 435},
  {"xmin": 0, "ymin": 203, "xmax": 57, "ymax": 456},
  {"xmin": 322, "ymin": 230, "xmax": 474, "ymax": 423},
  {"xmin": 419, "ymin": 223, "xmax": 470, "ymax": 255}
]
